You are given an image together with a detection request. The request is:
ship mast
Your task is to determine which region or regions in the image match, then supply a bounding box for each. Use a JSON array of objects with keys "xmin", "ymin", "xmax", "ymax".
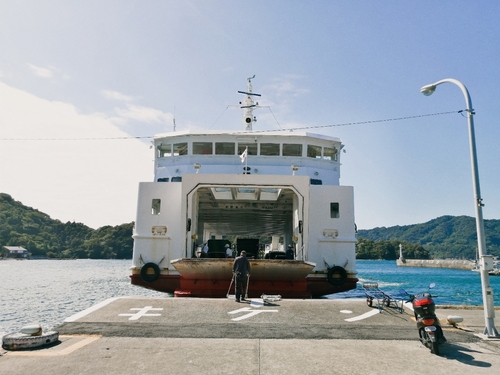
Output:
[{"xmin": 237, "ymin": 75, "xmax": 261, "ymax": 130}]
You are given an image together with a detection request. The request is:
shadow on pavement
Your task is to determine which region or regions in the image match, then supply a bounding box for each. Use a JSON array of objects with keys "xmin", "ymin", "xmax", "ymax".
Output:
[{"xmin": 440, "ymin": 343, "xmax": 492, "ymax": 368}]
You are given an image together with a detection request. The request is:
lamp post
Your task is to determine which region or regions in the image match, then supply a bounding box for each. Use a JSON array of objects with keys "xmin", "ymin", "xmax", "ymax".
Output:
[{"xmin": 421, "ymin": 78, "xmax": 499, "ymax": 337}]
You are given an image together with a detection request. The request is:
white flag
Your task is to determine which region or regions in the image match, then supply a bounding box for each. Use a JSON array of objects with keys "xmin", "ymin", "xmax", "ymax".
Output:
[{"xmin": 240, "ymin": 147, "xmax": 248, "ymax": 163}]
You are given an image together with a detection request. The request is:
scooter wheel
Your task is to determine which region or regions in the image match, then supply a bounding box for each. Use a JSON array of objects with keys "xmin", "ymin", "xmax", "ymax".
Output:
[
  {"xmin": 421, "ymin": 329, "xmax": 440, "ymax": 355},
  {"xmin": 430, "ymin": 341, "xmax": 439, "ymax": 355},
  {"xmin": 366, "ymin": 298, "xmax": 373, "ymax": 307}
]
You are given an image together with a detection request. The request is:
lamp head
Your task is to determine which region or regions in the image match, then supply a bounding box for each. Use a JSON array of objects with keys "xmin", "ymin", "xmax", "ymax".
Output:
[{"xmin": 420, "ymin": 84, "xmax": 436, "ymax": 96}]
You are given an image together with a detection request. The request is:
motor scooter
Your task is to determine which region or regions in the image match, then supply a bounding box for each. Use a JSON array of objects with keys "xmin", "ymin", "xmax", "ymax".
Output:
[{"xmin": 401, "ymin": 283, "xmax": 446, "ymax": 355}]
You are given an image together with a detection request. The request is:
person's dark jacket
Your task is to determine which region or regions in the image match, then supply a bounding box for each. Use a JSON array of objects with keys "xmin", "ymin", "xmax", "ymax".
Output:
[{"xmin": 233, "ymin": 255, "xmax": 251, "ymax": 278}]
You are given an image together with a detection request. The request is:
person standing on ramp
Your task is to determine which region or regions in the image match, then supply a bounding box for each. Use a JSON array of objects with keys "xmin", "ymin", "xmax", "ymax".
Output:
[{"xmin": 232, "ymin": 250, "xmax": 251, "ymax": 302}]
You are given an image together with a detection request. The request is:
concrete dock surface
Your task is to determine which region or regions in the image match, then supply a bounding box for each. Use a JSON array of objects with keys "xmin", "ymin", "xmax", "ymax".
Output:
[{"xmin": 1, "ymin": 297, "xmax": 500, "ymax": 374}]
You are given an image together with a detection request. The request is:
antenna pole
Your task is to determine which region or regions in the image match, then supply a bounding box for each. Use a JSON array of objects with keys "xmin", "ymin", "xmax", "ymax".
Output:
[
  {"xmin": 237, "ymin": 75, "xmax": 261, "ymax": 131},
  {"xmin": 173, "ymin": 106, "xmax": 176, "ymax": 131}
]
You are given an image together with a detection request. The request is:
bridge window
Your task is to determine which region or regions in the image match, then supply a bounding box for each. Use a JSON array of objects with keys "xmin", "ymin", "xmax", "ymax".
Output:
[
  {"xmin": 173, "ymin": 142, "xmax": 188, "ymax": 156},
  {"xmin": 324, "ymin": 147, "xmax": 338, "ymax": 161},
  {"xmin": 215, "ymin": 142, "xmax": 235, "ymax": 155},
  {"xmin": 238, "ymin": 143, "xmax": 257, "ymax": 156},
  {"xmin": 152, "ymin": 199, "xmax": 161, "ymax": 215},
  {"xmin": 157, "ymin": 143, "xmax": 171, "ymax": 158},
  {"xmin": 193, "ymin": 142, "xmax": 213, "ymax": 155},
  {"xmin": 330, "ymin": 202, "xmax": 340, "ymax": 218},
  {"xmin": 307, "ymin": 145, "xmax": 322, "ymax": 158},
  {"xmin": 283, "ymin": 143, "xmax": 302, "ymax": 156},
  {"xmin": 260, "ymin": 143, "xmax": 280, "ymax": 156}
]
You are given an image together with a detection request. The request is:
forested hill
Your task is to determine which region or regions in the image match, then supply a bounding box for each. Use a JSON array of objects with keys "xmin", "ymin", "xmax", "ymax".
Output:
[
  {"xmin": 358, "ymin": 215, "xmax": 500, "ymax": 260},
  {"xmin": 0, "ymin": 193, "xmax": 133, "ymax": 259},
  {"xmin": 2, "ymin": 193, "xmax": 499, "ymax": 260}
]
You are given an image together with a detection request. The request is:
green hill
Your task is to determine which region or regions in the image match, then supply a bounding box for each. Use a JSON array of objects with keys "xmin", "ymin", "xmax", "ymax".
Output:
[
  {"xmin": 358, "ymin": 215, "xmax": 500, "ymax": 260},
  {"xmin": 0, "ymin": 193, "xmax": 134, "ymax": 259},
  {"xmin": 2, "ymin": 193, "xmax": 499, "ymax": 260}
]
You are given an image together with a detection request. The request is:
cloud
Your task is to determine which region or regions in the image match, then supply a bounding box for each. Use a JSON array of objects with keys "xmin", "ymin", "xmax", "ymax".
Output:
[
  {"xmin": 0, "ymin": 81, "xmax": 153, "ymax": 228},
  {"xmin": 101, "ymin": 90, "xmax": 134, "ymax": 102},
  {"xmin": 265, "ymin": 75, "xmax": 309, "ymax": 98},
  {"xmin": 257, "ymin": 76, "xmax": 310, "ymax": 125},
  {"xmin": 27, "ymin": 63, "xmax": 54, "ymax": 78},
  {"xmin": 114, "ymin": 104, "xmax": 173, "ymax": 124}
]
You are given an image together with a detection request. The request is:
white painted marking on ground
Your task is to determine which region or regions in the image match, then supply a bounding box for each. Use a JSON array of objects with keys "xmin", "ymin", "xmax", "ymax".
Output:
[
  {"xmin": 340, "ymin": 310, "xmax": 353, "ymax": 314},
  {"xmin": 228, "ymin": 307, "xmax": 278, "ymax": 321},
  {"xmin": 64, "ymin": 297, "xmax": 123, "ymax": 322},
  {"xmin": 229, "ymin": 307, "xmax": 253, "ymax": 314},
  {"xmin": 118, "ymin": 306, "xmax": 163, "ymax": 320},
  {"xmin": 344, "ymin": 309, "xmax": 380, "ymax": 322}
]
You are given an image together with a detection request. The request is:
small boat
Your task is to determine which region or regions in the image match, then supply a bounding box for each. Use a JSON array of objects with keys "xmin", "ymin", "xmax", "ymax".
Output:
[
  {"xmin": 130, "ymin": 77, "xmax": 358, "ymax": 298},
  {"xmin": 2, "ymin": 324, "xmax": 59, "ymax": 350}
]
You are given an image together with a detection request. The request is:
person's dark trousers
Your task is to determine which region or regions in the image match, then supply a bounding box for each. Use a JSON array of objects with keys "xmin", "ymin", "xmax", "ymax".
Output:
[{"xmin": 235, "ymin": 276, "xmax": 247, "ymax": 301}]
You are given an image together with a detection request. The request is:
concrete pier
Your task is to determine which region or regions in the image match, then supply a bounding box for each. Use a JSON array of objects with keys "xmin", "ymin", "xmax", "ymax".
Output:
[
  {"xmin": 1, "ymin": 297, "xmax": 499, "ymax": 374},
  {"xmin": 397, "ymin": 259, "xmax": 474, "ymax": 270}
]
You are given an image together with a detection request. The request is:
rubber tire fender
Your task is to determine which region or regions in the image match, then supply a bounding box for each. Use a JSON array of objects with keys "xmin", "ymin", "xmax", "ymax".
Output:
[
  {"xmin": 140, "ymin": 262, "xmax": 161, "ymax": 282},
  {"xmin": 327, "ymin": 266, "xmax": 347, "ymax": 286}
]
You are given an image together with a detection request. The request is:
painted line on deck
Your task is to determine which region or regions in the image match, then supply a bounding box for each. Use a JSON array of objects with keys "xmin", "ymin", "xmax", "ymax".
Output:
[
  {"xmin": 228, "ymin": 307, "xmax": 278, "ymax": 321},
  {"xmin": 4, "ymin": 335, "xmax": 101, "ymax": 357},
  {"xmin": 118, "ymin": 306, "xmax": 163, "ymax": 320},
  {"xmin": 64, "ymin": 297, "xmax": 124, "ymax": 322},
  {"xmin": 344, "ymin": 309, "xmax": 380, "ymax": 322}
]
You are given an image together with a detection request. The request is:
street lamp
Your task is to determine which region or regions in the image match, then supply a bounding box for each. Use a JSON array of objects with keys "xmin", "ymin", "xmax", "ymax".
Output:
[{"xmin": 421, "ymin": 78, "xmax": 499, "ymax": 338}]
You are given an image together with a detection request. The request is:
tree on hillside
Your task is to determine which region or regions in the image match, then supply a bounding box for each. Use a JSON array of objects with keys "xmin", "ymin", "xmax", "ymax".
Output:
[
  {"xmin": 2, "ymin": 193, "xmax": 498, "ymax": 260},
  {"xmin": 358, "ymin": 215, "xmax": 500, "ymax": 259},
  {"xmin": 0, "ymin": 193, "xmax": 134, "ymax": 259},
  {"xmin": 355, "ymin": 239, "xmax": 430, "ymax": 260}
]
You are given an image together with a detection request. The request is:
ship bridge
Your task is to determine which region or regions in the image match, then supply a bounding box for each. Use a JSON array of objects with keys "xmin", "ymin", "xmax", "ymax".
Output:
[{"xmin": 153, "ymin": 130, "xmax": 344, "ymax": 186}]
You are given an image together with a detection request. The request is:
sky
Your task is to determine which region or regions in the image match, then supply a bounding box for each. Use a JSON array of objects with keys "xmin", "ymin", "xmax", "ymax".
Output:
[{"xmin": 1, "ymin": 1, "xmax": 499, "ymax": 230}]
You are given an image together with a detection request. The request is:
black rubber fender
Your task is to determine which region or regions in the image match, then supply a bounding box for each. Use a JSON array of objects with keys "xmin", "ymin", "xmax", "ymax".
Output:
[
  {"xmin": 140, "ymin": 262, "xmax": 161, "ymax": 282},
  {"xmin": 327, "ymin": 266, "xmax": 347, "ymax": 286}
]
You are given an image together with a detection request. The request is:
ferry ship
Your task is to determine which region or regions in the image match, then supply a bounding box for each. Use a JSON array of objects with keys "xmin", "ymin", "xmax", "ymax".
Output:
[{"xmin": 130, "ymin": 77, "xmax": 358, "ymax": 298}]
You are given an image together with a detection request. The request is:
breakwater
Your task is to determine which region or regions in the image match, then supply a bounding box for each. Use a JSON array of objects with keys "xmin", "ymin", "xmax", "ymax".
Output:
[{"xmin": 396, "ymin": 258, "xmax": 474, "ymax": 270}]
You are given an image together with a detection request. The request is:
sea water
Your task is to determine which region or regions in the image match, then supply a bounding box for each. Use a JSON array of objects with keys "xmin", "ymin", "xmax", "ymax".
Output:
[
  {"xmin": 331, "ymin": 260, "xmax": 500, "ymax": 307},
  {"xmin": 1, "ymin": 259, "xmax": 499, "ymax": 337},
  {"xmin": 0, "ymin": 259, "xmax": 166, "ymax": 337}
]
